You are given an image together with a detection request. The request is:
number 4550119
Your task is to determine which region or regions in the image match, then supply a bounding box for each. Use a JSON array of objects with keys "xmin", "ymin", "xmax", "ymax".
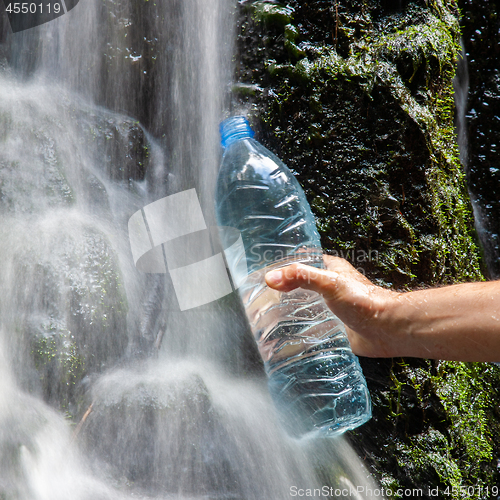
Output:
[{"xmin": 5, "ymin": 3, "xmax": 62, "ymax": 14}]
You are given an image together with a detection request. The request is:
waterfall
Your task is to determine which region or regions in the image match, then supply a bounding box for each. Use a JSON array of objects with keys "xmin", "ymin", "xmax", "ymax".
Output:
[
  {"xmin": 0, "ymin": 2, "xmax": 380, "ymax": 498},
  {"xmin": 454, "ymin": 40, "xmax": 499, "ymax": 279}
]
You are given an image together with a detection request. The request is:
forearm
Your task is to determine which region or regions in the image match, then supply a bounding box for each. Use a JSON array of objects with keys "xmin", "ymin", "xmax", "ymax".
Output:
[{"xmin": 384, "ymin": 281, "xmax": 500, "ymax": 361}]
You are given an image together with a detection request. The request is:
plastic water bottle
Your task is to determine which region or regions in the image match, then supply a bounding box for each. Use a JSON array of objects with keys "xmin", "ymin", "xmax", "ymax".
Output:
[{"xmin": 215, "ymin": 116, "xmax": 371, "ymax": 437}]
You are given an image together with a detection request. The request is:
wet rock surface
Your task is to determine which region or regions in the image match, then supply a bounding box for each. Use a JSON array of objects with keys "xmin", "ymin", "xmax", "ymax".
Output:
[
  {"xmin": 235, "ymin": 0, "xmax": 481, "ymax": 289},
  {"xmin": 82, "ymin": 368, "xmax": 229, "ymax": 495},
  {"xmin": 0, "ymin": 81, "xmax": 149, "ymax": 415},
  {"xmin": 79, "ymin": 361, "xmax": 323, "ymax": 499}
]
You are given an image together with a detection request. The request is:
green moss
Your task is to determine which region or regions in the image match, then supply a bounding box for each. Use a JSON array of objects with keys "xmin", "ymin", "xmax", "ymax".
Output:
[
  {"xmin": 251, "ymin": 1, "xmax": 294, "ymax": 28},
  {"xmin": 239, "ymin": 0, "xmax": 481, "ymax": 286},
  {"xmin": 379, "ymin": 360, "xmax": 500, "ymax": 500},
  {"xmin": 31, "ymin": 323, "xmax": 85, "ymax": 415},
  {"xmin": 434, "ymin": 362, "xmax": 497, "ymax": 469},
  {"xmin": 346, "ymin": 358, "xmax": 500, "ymax": 499},
  {"xmin": 399, "ymin": 361, "xmax": 500, "ymax": 499},
  {"xmin": 396, "ymin": 430, "xmax": 463, "ymax": 497}
]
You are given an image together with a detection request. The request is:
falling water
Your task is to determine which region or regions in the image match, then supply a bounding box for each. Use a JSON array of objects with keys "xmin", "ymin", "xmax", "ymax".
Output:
[
  {"xmin": 454, "ymin": 40, "xmax": 499, "ymax": 279},
  {"xmin": 0, "ymin": 1, "xmax": 381, "ymax": 498}
]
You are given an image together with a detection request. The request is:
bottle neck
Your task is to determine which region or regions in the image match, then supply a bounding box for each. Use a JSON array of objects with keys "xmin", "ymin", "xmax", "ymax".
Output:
[{"xmin": 220, "ymin": 116, "xmax": 255, "ymax": 149}]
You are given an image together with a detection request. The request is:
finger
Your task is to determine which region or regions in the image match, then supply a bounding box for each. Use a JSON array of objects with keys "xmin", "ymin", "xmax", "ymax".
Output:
[
  {"xmin": 323, "ymin": 255, "xmax": 354, "ymax": 270},
  {"xmin": 323, "ymin": 255, "xmax": 373, "ymax": 285},
  {"xmin": 265, "ymin": 263, "xmax": 341, "ymax": 300}
]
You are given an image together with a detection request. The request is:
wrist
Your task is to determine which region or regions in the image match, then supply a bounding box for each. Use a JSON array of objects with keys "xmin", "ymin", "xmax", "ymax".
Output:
[{"xmin": 374, "ymin": 290, "xmax": 415, "ymax": 357}]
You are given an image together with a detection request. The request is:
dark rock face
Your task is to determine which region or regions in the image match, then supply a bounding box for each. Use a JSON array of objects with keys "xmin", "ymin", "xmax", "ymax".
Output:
[
  {"xmin": 236, "ymin": 0, "xmax": 481, "ymax": 288},
  {"xmin": 82, "ymin": 369, "xmax": 229, "ymax": 495},
  {"xmin": 234, "ymin": 0, "xmax": 500, "ymax": 495}
]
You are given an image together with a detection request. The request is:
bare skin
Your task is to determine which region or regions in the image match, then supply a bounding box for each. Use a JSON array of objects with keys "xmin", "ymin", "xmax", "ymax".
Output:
[{"xmin": 264, "ymin": 255, "xmax": 500, "ymax": 361}]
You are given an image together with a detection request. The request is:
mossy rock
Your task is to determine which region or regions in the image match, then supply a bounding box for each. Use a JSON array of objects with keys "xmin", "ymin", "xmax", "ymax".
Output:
[
  {"xmin": 234, "ymin": 0, "xmax": 499, "ymax": 496},
  {"xmin": 351, "ymin": 357, "xmax": 500, "ymax": 499},
  {"xmin": 2, "ymin": 217, "xmax": 128, "ymax": 416},
  {"xmin": 0, "ymin": 80, "xmax": 139, "ymax": 416},
  {"xmin": 237, "ymin": 0, "xmax": 481, "ymax": 288},
  {"xmin": 0, "ymin": 77, "xmax": 150, "ymax": 217}
]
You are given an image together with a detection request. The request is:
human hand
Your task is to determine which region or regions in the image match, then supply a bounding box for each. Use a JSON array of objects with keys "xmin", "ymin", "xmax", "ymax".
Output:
[{"xmin": 264, "ymin": 255, "xmax": 401, "ymax": 358}]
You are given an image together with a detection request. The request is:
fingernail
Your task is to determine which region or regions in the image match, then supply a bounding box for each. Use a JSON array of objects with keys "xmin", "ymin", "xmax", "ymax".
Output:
[{"xmin": 265, "ymin": 269, "xmax": 283, "ymax": 285}]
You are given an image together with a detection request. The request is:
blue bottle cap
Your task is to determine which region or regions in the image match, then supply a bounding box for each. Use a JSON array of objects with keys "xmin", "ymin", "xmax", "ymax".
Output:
[{"xmin": 220, "ymin": 116, "xmax": 255, "ymax": 149}]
